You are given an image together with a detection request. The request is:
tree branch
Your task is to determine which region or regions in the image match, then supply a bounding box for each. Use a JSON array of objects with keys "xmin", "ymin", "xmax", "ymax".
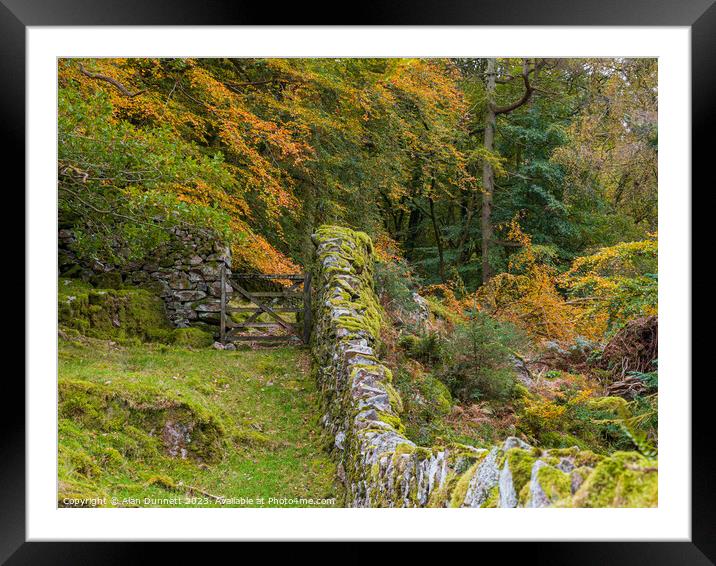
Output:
[
  {"xmin": 494, "ymin": 59, "xmax": 534, "ymax": 115},
  {"xmin": 58, "ymin": 185, "xmax": 159, "ymax": 230},
  {"xmin": 78, "ymin": 63, "xmax": 145, "ymax": 98},
  {"xmin": 492, "ymin": 238, "xmax": 523, "ymax": 248}
]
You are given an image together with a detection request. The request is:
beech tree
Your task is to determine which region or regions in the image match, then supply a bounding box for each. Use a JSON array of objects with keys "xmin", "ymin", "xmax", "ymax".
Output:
[
  {"xmin": 59, "ymin": 57, "xmax": 657, "ymax": 290},
  {"xmin": 480, "ymin": 58, "xmax": 545, "ymax": 283}
]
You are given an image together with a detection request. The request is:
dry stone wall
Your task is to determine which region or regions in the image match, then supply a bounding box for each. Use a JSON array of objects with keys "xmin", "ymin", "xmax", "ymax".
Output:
[
  {"xmin": 59, "ymin": 226, "xmax": 232, "ymax": 328},
  {"xmin": 311, "ymin": 225, "xmax": 658, "ymax": 508}
]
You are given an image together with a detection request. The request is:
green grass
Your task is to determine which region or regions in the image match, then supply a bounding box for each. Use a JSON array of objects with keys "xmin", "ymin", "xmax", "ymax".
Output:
[{"xmin": 58, "ymin": 337, "xmax": 338, "ymax": 507}]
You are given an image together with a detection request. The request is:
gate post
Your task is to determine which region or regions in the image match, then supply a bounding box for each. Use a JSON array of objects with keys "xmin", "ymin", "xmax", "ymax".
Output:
[{"xmin": 302, "ymin": 272, "xmax": 312, "ymax": 344}]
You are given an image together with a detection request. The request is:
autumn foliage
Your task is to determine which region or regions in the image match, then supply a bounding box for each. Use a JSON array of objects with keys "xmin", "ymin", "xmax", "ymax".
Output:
[
  {"xmin": 60, "ymin": 58, "xmax": 478, "ymax": 275},
  {"xmin": 58, "ymin": 56, "xmax": 661, "ymax": 459},
  {"xmin": 472, "ymin": 220, "xmax": 604, "ymax": 342}
]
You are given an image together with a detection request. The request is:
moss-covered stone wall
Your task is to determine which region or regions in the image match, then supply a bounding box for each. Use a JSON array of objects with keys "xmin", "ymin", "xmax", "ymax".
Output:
[
  {"xmin": 59, "ymin": 226, "xmax": 232, "ymax": 328},
  {"xmin": 311, "ymin": 225, "xmax": 657, "ymax": 508}
]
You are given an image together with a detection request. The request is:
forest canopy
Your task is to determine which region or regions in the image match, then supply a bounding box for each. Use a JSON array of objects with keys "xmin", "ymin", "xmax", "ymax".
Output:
[{"xmin": 58, "ymin": 57, "xmax": 657, "ymax": 286}]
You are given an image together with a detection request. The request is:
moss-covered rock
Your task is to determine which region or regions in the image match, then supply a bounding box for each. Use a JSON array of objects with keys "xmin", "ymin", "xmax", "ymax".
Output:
[
  {"xmin": 499, "ymin": 447, "xmax": 537, "ymax": 507},
  {"xmin": 59, "ymin": 278, "xmax": 172, "ymax": 342},
  {"xmin": 539, "ymin": 431, "xmax": 593, "ymax": 451},
  {"xmin": 572, "ymin": 451, "xmax": 657, "ymax": 507},
  {"xmin": 424, "ymin": 296, "xmax": 460, "ymax": 323},
  {"xmin": 59, "ymin": 278, "xmax": 219, "ymax": 347},
  {"xmin": 527, "ymin": 461, "xmax": 572, "ymax": 507},
  {"xmin": 59, "ymin": 378, "xmax": 226, "ymax": 463},
  {"xmin": 59, "ymin": 225, "xmax": 233, "ymax": 328},
  {"xmin": 169, "ymin": 327, "xmax": 215, "ymax": 348},
  {"xmin": 89, "ymin": 271, "xmax": 124, "ymax": 290}
]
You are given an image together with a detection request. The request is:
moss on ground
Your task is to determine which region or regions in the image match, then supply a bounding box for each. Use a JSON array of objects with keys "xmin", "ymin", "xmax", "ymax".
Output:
[
  {"xmin": 585, "ymin": 396, "xmax": 631, "ymax": 420},
  {"xmin": 59, "ymin": 278, "xmax": 173, "ymax": 342},
  {"xmin": 538, "ymin": 431, "xmax": 593, "ymax": 451},
  {"xmin": 58, "ymin": 338, "xmax": 337, "ymax": 507},
  {"xmin": 169, "ymin": 327, "xmax": 215, "ymax": 348},
  {"xmin": 59, "ymin": 278, "xmax": 217, "ymax": 346},
  {"xmin": 59, "ymin": 378, "xmax": 226, "ymax": 463}
]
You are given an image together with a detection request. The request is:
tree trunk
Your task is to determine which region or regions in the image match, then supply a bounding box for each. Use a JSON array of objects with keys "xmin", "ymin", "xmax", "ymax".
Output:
[
  {"xmin": 480, "ymin": 57, "xmax": 536, "ymax": 284},
  {"xmin": 456, "ymin": 189, "xmax": 476, "ymax": 265},
  {"xmin": 481, "ymin": 57, "xmax": 497, "ymax": 285},
  {"xmin": 428, "ymin": 192, "xmax": 445, "ymax": 282},
  {"xmin": 405, "ymin": 205, "xmax": 423, "ymax": 262}
]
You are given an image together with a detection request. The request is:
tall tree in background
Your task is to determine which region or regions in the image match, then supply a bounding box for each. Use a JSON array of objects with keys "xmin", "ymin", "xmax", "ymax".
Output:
[
  {"xmin": 481, "ymin": 58, "xmax": 542, "ymax": 283},
  {"xmin": 552, "ymin": 59, "xmax": 658, "ymax": 237},
  {"xmin": 58, "ymin": 58, "xmax": 467, "ymax": 273},
  {"xmin": 58, "ymin": 57, "xmax": 657, "ymax": 291}
]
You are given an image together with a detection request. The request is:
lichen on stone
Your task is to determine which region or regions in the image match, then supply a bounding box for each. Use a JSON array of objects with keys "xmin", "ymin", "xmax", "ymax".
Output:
[
  {"xmin": 572, "ymin": 451, "xmax": 657, "ymax": 508},
  {"xmin": 310, "ymin": 225, "xmax": 657, "ymax": 508}
]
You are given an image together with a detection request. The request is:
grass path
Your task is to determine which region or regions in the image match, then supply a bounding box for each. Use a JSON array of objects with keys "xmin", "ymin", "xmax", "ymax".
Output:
[{"xmin": 58, "ymin": 338, "xmax": 338, "ymax": 507}]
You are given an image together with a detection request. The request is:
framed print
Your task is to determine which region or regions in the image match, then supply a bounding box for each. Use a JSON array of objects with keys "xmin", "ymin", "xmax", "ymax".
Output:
[{"xmin": 5, "ymin": 0, "xmax": 712, "ymax": 560}]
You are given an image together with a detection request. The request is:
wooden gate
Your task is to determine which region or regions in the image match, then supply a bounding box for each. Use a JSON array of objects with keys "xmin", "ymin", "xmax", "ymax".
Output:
[{"xmin": 219, "ymin": 269, "xmax": 312, "ymax": 344}]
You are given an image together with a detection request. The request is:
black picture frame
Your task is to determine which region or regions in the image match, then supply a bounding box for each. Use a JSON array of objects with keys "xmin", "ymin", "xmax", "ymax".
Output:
[{"xmin": 5, "ymin": 0, "xmax": 710, "ymax": 561}]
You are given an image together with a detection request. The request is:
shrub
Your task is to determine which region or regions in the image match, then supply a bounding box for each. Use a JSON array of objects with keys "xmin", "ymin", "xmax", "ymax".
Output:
[
  {"xmin": 618, "ymin": 360, "xmax": 658, "ymax": 449},
  {"xmin": 394, "ymin": 367, "xmax": 452, "ymax": 446},
  {"xmin": 374, "ymin": 258, "xmax": 422, "ymax": 315},
  {"xmin": 517, "ymin": 388, "xmax": 634, "ymax": 452},
  {"xmin": 438, "ymin": 312, "xmax": 526, "ymax": 403},
  {"xmin": 398, "ymin": 332, "xmax": 445, "ymax": 365},
  {"xmin": 474, "ymin": 220, "xmax": 603, "ymax": 342},
  {"xmin": 560, "ymin": 237, "xmax": 658, "ymax": 331}
]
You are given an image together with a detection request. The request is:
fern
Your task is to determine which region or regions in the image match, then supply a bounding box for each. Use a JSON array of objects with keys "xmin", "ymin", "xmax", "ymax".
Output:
[
  {"xmin": 619, "ymin": 423, "xmax": 657, "ymax": 458},
  {"xmin": 628, "ymin": 359, "xmax": 658, "ymax": 391}
]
